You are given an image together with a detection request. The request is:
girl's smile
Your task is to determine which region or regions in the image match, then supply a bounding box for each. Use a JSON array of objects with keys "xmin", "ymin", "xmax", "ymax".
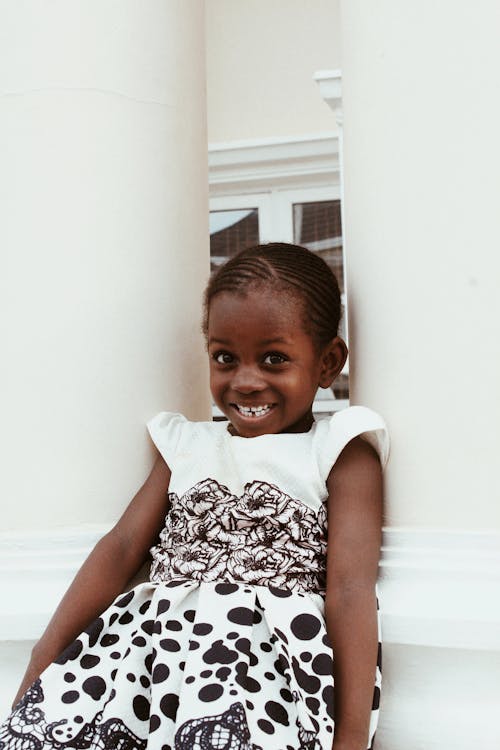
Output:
[{"xmin": 207, "ymin": 289, "xmax": 347, "ymax": 438}]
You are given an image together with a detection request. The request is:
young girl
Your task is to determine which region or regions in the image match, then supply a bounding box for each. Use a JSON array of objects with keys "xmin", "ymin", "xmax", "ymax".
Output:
[{"xmin": 1, "ymin": 243, "xmax": 388, "ymax": 750}]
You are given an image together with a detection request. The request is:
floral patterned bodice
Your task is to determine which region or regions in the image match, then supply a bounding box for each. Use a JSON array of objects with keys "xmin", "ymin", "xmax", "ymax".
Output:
[
  {"xmin": 147, "ymin": 408, "xmax": 388, "ymax": 596},
  {"xmin": 150, "ymin": 477, "xmax": 328, "ymax": 594}
]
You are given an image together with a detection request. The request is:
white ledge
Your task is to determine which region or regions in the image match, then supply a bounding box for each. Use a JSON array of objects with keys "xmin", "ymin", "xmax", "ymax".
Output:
[
  {"xmin": 208, "ymin": 133, "xmax": 340, "ymax": 195},
  {"xmin": 379, "ymin": 528, "xmax": 500, "ymax": 651},
  {"xmin": 0, "ymin": 526, "xmax": 499, "ymax": 650}
]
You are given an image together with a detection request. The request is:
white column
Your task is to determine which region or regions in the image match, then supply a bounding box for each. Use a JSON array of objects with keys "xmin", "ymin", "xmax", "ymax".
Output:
[
  {"xmin": 340, "ymin": 1, "xmax": 500, "ymax": 531},
  {"xmin": 0, "ymin": 0, "xmax": 211, "ymax": 533},
  {"xmin": 341, "ymin": 2, "xmax": 500, "ymax": 749}
]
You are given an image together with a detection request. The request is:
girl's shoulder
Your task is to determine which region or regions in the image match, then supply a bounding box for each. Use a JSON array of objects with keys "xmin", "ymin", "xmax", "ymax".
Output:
[
  {"xmin": 147, "ymin": 411, "xmax": 221, "ymax": 466},
  {"xmin": 312, "ymin": 405, "xmax": 390, "ymax": 481},
  {"xmin": 147, "ymin": 410, "xmax": 219, "ymax": 433}
]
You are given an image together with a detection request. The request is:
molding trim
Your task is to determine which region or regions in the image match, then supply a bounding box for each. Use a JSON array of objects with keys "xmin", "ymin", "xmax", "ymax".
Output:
[
  {"xmin": 314, "ymin": 69, "xmax": 342, "ymax": 122},
  {"xmin": 0, "ymin": 525, "xmax": 111, "ymax": 640},
  {"xmin": 208, "ymin": 133, "xmax": 340, "ymax": 196},
  {"xmin": 1, "ymin": 526, "xmax": 499, "ymax": 649},
  {"xmin": 379, "ymin": 528, "xmax": 500, "ymax": 651}
]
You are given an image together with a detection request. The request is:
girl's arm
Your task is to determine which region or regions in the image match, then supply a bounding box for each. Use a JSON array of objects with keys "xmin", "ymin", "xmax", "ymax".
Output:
[
  {"xmin": 12, "ymin": 453, "xmax": 171, "ymax": 707},
  {"xmin": 324, "ymin": 437, "xmax": 383, "ymax": 750}
]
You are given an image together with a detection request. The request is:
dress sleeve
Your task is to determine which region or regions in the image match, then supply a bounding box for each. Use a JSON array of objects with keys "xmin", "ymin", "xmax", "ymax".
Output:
[
  {"xmin": 147, "ymin": 411, "xmax": 187, "ymax": 468},
  {"xmin": 314, "ymin": 405, "xmax": 390, "ymax": 483}
]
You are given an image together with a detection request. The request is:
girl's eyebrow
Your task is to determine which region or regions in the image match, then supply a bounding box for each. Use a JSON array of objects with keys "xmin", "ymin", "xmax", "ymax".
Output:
[
  {"xmin": 260, "ymin": 336, "xmax": 291, "ymax": 345},
  {"xmin": 208, "ymin": 335, "xmax": 292, "ymax": 345}
]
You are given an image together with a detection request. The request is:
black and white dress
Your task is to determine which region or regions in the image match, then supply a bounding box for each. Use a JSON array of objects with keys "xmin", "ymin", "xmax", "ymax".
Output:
[{"xmin": 0, "ymin": 406, "xmax": 389, "ymax": 750}]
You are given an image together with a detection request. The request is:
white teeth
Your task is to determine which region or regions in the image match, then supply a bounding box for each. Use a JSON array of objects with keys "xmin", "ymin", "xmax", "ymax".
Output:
[{"xmin": 236, "ymin": 404, "xmax": 272, "ymax": 417}]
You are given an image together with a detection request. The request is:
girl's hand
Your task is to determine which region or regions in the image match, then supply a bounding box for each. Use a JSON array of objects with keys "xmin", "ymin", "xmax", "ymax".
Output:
[{"xmin": 11, "ymin": 663, "xmax": 39, "ymax": 710}]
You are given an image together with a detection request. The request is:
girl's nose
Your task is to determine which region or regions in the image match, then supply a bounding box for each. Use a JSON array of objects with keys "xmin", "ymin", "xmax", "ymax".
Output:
[{"xmin": 231, "ymin": 365, "xmax": 266, "ymax": 393}]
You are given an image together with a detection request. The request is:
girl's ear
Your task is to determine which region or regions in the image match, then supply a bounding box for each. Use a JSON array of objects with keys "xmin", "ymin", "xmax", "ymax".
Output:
[{"xmin": 318, "ymin": 336, "xmax": 348, "ymax": 388}]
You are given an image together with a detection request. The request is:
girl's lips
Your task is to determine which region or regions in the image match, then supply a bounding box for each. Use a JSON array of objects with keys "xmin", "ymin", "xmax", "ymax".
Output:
[{"xmin": 232, "ymin": 403, "xmax": 275, "ymax": 418}]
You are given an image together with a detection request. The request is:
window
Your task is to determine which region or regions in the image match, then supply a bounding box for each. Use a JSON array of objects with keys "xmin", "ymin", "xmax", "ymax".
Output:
[{"xmin": 209, "ymin": 209, "xmax": 259, "ymax": 271}]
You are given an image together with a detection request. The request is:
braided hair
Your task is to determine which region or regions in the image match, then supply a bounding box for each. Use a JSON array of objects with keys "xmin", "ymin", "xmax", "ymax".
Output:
[{"xmin": 203, "ymin": 243, "xmax": 342, "ymax": 350}]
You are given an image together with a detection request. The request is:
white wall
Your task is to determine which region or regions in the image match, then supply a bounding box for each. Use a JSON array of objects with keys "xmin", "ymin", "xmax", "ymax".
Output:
[{"xmin": 206, "ymin": 0, "xmax": 340, "ymax": 142}]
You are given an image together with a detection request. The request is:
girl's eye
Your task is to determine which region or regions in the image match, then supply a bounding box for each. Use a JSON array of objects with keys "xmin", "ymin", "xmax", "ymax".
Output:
[
  {"xmin": 263, "ymin": 352, "xmax": 287, "ymax": 365},
  {"xmin": 213, "ymin": 351, "xmax": 234, "ymax": 365}
]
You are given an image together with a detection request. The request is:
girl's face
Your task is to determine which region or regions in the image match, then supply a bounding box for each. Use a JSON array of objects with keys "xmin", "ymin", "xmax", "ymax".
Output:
[{"xmin": 207, "ymin": 288, "xmax": 346, "ymax": 438}]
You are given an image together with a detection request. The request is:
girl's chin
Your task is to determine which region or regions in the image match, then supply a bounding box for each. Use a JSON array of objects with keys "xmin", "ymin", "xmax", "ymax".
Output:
[{"xmin": 227, "ymin": 404, "xmax": 278, "ymax": 436}]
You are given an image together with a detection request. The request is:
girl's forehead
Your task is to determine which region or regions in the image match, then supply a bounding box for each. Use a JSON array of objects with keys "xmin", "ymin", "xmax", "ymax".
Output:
[
  {"xmin": 209, "ymin": 287, "xmax": 302, "ymax": 318},
  {"xmin": 207, "ymin": 289, "xmax": 308, "ymax": 339}
]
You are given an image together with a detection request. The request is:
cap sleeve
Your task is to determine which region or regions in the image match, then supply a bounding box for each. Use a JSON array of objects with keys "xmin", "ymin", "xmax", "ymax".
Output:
[
  {"xmin": 147, "ymin": 411, "xmax": 188, "ymax": 468},
  {"xmin": 314, "ymin": 405, "xmax": 390, "ymax": 482}
]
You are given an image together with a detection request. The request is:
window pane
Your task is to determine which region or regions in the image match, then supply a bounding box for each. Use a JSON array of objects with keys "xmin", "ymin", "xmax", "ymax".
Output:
[
  {"xmin": 293, "ymin": 200, "xmax": 343, "ymax": 294},
  {"xmin": 209, "ymin": 209, "xmax": 259, "ymax": 272},
  {"xmin": 293, "ymin": 199, "xmax": 348, "ymax": 403}
]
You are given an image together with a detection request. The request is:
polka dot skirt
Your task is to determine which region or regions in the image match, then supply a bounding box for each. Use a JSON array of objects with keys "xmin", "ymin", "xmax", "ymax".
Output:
[{"xmin": 0, "ymin": 579, "xmax": 381, "ymax": 750}]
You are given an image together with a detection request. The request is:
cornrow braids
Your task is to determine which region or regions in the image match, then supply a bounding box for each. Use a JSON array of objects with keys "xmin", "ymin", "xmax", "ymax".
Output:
[{"xmin": 203, "ymin": 243, "xmax": 342, "ymax": 349}]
